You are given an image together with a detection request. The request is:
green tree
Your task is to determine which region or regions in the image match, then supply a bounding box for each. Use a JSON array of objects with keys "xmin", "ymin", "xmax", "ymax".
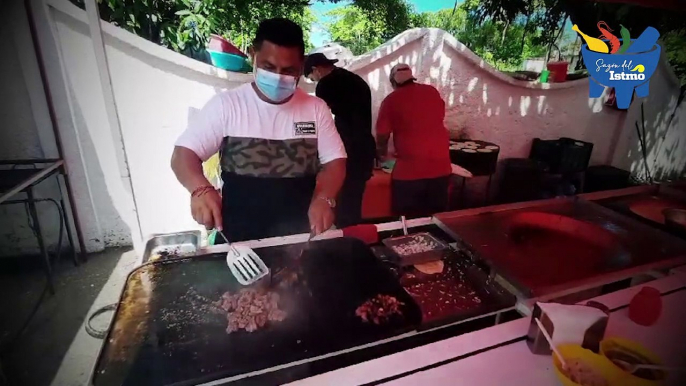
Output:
[
  {"xmin": 410, "ymin": 3, "xmax": 549, "ymax": 71},
  {"xmin": 325, "ymin": 6, "xmax": 385, "ymax": 55},
  {"xmin": 325, "ymin": 1, "xmax": 416, "ymax": 55},
  {"xmin": 468, "ymin": 0, "xmax": 686, "ymax": 85},
  {"xmin": 71, "ymin": 0, "xmax": 314, "ymax": 60}
]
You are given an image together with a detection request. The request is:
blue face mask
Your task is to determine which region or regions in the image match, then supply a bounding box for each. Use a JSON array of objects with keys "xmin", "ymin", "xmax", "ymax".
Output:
[{"xmin": 253, "ymin": 67, "xmax": 298, "ymax": 102}]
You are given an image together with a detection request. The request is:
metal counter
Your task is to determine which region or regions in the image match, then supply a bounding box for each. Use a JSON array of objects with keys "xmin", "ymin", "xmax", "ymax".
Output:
[{"xmin": 434, "ymin": 197, "xmax": 686, "ymax": 298}]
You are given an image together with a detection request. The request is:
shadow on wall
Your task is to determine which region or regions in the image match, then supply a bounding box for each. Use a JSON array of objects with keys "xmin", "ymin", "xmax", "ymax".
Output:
[
  {"xmin": 629, "ymin": 97, "xmax": 685, "ymax": 181},
  {"xmin": 67, "ymin": 84, "xmax": 134, "ymax": 247},
  {"xmin": 612, "ymin": 49, "xmax": 686, "ymax": 183},
  {"xmin": 0, "ymin": 9, "xmax": 70, "ymax": 256}
]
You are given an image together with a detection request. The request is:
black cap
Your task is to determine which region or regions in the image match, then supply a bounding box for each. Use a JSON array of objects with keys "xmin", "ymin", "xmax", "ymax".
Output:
[{"xmin": 304, "ymin": 53, "xmax": 339, "ymax": 76}]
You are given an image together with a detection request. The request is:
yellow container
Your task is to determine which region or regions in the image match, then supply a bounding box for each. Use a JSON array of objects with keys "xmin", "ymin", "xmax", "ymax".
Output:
[
  {"xmin": 553, "ymin": 344, "xmax": 620, "ymax": 386},
  {"xmin": 600, "ymin": 337, "xmax": 666, "ymax": 386}
]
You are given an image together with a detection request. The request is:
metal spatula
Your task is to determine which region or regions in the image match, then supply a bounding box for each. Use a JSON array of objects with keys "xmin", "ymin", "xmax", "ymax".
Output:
[{"xmin": 217, "ymin": 231, "xmax": 269, "ymax": 285}]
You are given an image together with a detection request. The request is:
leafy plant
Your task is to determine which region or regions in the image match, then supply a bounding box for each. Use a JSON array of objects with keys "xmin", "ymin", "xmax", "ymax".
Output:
[
  {"xmin": 325, "ymin": 0, "xmax": 557, "ymax": 72},
  {"xmin": 70, "ymin": 0, "xmax": 314, "ymax": 60}
]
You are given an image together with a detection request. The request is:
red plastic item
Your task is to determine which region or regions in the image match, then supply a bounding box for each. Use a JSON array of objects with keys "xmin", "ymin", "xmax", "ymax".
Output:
[
  {"xmin": 342, "ymin": 224, "xmax": 379, "ymax": 245},
  {"xmin": 546, "ymin": 61, "xmax": 569, "ymax": 83},
  {"xmin": 628, "ymin": 286, "xmax": 662, "ymax": 326},
  {"xmin": 208, "ymin": 34, "xmax": 247, "ymax": 57}
]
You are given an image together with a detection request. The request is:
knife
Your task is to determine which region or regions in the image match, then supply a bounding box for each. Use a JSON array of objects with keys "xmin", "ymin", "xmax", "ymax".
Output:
[
  {"xmin": 272, "ymin": 229, "xmax": 316, "ymax": 282},
  {"xmin": 298, "ymin": 229, "xmax": 316, "ymax": 259}
]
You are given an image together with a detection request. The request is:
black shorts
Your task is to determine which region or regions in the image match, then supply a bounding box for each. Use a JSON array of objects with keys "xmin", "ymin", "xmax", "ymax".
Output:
[{"xmin": 391, "ymin": 176, "xmax": 450, "ymax": 217}]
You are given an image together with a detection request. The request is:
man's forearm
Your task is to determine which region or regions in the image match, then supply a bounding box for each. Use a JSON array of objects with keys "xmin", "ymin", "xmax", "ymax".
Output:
[
  {"xmin": 314, "ymin": 158, "xmax": 346, "ymax": 200},
  {"xmin": 376, "ymin": 133, "xmax": 390, "ymax": 158},
  {"xmin": 171, "ymin": 146, "xmax": 213, "ymax": 193}
]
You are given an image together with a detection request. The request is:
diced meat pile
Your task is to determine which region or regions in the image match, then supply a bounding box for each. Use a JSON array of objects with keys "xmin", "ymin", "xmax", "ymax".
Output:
[
  {"xmin": 355, "ymin": 294, "xmax": 404, "ymax": 325},
  {"xmin": 216, "ymin": 289, "xmax": 287, "ymax": 334},
  {"xmin": 391, "ymin": 235, "xmax": 439, "ymax": 256}
]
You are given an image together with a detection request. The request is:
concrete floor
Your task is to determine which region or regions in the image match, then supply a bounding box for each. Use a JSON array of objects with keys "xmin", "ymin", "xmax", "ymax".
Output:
[{"xmin": 0, "ymin": 247, "xmax": 137, "ymax": 386}]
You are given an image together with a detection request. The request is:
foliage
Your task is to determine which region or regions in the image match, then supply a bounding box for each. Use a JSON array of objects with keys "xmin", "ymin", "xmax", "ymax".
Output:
[
  {"xmin": 476, "ymin": 0, "xmax": 686, "ymax": 85},
  {"xmin": 663, "ymin": 29, "xmax": 686, "ymax": 85},
  {"xmin": 70, "ymin": 0, "xmax": 314, "ymax": 59},
  {"xmin": 326, "ymin": 0, "xmax": 555, "ymax": 71},
  {"xmin": 324, "ymin": 0, "xmax": 417, "ymax": 56},
  {"xmin": 325, "ymin": 7, "xmax": 385, "ymax": 56}
]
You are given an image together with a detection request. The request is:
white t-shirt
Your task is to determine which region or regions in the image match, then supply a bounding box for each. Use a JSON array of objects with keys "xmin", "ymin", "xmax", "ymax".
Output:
[{"xmin": 175, "ymin": 83, "xmax": 347, "ymax": 165}]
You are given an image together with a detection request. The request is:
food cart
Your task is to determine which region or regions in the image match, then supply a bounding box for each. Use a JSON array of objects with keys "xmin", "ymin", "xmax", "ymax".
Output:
[{"xmin": 89, "ymin": 186, "xmax": 686, "ymax": 386}]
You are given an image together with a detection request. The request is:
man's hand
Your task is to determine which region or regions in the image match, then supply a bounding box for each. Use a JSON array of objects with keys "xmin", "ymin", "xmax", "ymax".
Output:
[
  {"xmin": 191, "ymin": 189, "xmax": 223, "ymax": 230},
  {"xmin": 308, "ymin": 198, "xmax": 334, "ymax": 235},
  {"xmin": 172, "ymin": 146, "xmax": 223, "ymax": 230}
]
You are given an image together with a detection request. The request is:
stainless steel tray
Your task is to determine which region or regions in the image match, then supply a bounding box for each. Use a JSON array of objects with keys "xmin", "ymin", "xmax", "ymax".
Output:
[
  {"xmin": 382, "ymin": 232, "xmax": 449, "ymax": 266},
  {"xmin": 141, "ymin": 231, "xmax": 201, "ymax": 263}
]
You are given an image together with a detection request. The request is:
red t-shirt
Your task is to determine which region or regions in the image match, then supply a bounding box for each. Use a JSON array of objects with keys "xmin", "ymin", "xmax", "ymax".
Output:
[{"xmin": 376, "ymin": 82, "xmax": 451, "ymax": 180}]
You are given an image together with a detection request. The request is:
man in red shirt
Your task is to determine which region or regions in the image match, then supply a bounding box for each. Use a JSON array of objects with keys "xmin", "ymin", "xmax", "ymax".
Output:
[{"xmin": 376, "ymin": 63, "xmax": 451, "ymax": 217}]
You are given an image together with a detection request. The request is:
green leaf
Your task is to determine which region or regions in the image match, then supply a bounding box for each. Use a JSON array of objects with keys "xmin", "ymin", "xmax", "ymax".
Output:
[{"xmin": 175, "ymin": 10, "xmax": 191, "ymax": 16}]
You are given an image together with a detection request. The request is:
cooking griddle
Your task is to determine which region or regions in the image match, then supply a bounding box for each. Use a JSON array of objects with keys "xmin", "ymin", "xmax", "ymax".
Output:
[
  {"xmin": 434, "ymin": 198, "xmax": 686, "ymax": 297},
  {"xmin": 592, "ymin": 189, "xmax": 686, "ymax": 237},
  {"xmin": 91, "ymin": 238, "xmax": 420, "ymax": 386}
]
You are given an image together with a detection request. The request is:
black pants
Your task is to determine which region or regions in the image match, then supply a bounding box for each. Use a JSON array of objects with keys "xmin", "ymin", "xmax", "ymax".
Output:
[
  {"xmin": 391, "ymin": 176, "xmax": 450, "ymax": 217},
  {"xmin": 335, "ymin": 174, "xmax": 370, "ymax": 228}
]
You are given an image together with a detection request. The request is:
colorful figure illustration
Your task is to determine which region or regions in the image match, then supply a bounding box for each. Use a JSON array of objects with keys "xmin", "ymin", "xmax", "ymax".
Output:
[
  {"xmin": 597, "ymin": 22, "xmax": 620, "ymax": 54},
  {"xmin": 573, "ymin": 24, "xmax": 609, "ymax": 53}
]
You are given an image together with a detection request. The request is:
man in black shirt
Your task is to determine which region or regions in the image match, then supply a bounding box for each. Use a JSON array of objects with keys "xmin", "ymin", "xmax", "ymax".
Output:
[{"xmin": 305, "ymin": 53, "xmax": 376, "ymax": 228}]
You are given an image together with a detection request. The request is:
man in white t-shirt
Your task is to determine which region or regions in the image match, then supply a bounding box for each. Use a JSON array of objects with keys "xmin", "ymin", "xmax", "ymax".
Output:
[{"xmin": 172, "ymin": 18, "xmax": 347, "ymax": 241}]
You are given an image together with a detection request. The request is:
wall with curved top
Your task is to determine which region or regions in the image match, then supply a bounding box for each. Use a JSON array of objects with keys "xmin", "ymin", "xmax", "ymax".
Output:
[
  {"xmin": 343, "ymin": 28, "xmax": 631, "ymax": 201},
  {"xmin": 347, "ymin": 28, "xmax": 625, "ymax": 166}
]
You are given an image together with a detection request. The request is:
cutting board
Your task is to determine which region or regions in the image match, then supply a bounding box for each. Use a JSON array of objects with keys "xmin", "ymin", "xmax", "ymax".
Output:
[{"xmin": 92, "ymin": 237, "xmax": 420, "ymax": 386}]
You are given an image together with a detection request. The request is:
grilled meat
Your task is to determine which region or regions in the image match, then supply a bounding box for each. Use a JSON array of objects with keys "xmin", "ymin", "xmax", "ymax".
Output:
[
  {"xmin": 216, "ymin": 289, "xmax": 287, "ymax": 334},
  {"xmin": 355, "ymin": 294, "xmax": 404, "ymax": 325}
]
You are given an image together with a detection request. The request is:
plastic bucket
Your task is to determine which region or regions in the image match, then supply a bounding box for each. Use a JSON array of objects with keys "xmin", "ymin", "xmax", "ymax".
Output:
[
  {"xmin": 208, "ymin": 50, "xmax": 247, "ymax": 72},
  {"xmin": 208, "ymin": 35, "xmax": 246, "ymax": 58},
  {"xmin": 547, "ymin": 61, "xmax": 569, "ymax": 82}
]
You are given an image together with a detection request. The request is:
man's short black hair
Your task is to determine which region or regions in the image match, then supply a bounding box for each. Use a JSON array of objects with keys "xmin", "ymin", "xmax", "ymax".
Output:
[{"xmin": 253, "ymin": 18, "xmax": 305, "ymax": 56}]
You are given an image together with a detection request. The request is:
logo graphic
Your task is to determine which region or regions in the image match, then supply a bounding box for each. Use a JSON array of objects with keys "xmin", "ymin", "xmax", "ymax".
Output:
[
  {"xmin": 575, "ymin": 23, "xmax": 661, "ymax": 109},
  {"xmin": 294, "ymin": 121, "xmax": 316, "ymax": 136}
]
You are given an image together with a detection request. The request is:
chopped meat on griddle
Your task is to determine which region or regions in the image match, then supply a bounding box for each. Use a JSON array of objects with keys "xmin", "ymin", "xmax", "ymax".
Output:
[
  {"xmin": 355, "ymin": 295, "xmax": 404, "ymax": 325},
  {"xmin": 216, "ymin": 289, "xmax": 287, "ymax": 334}
]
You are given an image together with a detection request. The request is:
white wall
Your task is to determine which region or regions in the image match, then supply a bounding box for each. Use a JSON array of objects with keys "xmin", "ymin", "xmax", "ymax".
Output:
[
  {"xmin": 13, "ymin": 1, "xmax": 684, "ymax": 254},
  {"xmin": 44, "ymin": 0, "xmax": 252, "ymax": 246},
  {"xmin": 0, "ymin": 0, "xmax": 64, "ymax": 257}
]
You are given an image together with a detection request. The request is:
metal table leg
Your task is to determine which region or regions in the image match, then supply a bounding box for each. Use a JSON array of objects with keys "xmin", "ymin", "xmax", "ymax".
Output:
[
  {"xmin": 58, "ymin": 169, "xmax": 87, "ymax": 262},
  {"xmin": 26, "ymin": 188, "xmax": 55, "ymax": 294},
  {"xmin": 57, "ymin": 175, "xmax": 78, "ymax": 266}
]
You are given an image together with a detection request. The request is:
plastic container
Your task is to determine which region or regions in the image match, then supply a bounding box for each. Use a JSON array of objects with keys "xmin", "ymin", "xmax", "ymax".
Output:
[
  {"xmin": 496, "ymin": 158, "xmax": 549, "ymax": 204},
  {"xmin": 208, "ymin": 34, "xmax": 246, "ymax": 57},
  {"xmin": 207, "ymin": 50, "xmax": 247, "ymax": 72},
  {"xmin": 529, "ymin": 137, "xmax": 594, "ymax": 174},
  {"xmin": 600, "ymin": 337, "xmax": 666, "ymax": 386},
  {"xmin": 547, "ymin": 61, "xmax": 569, "ymax": 83},
  {"xmin": 382, "ymin": 232, "xmax": 448, "ymax": 266},
  {"xmin": 553, "ymin": 344, "xmax": 619, "ymax": 386},
  {"xmin": 628, "ymin": 287, "xmax": 662, "ymax": 326},
  {"xmin": 584, "ymin": 165, "xmax": 632, "ymax": 193}
]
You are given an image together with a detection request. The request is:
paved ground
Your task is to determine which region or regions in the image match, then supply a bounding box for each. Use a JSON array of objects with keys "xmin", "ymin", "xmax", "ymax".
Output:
[{"xmin": 0, "ymin": 248, "xmax": 136, "ymax": 386}]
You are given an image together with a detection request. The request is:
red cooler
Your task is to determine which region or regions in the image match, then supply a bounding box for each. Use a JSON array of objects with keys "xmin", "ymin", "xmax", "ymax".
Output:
[{"xmin": 546, "ymin": 61, "xmax": 569, "ymax": 83}]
